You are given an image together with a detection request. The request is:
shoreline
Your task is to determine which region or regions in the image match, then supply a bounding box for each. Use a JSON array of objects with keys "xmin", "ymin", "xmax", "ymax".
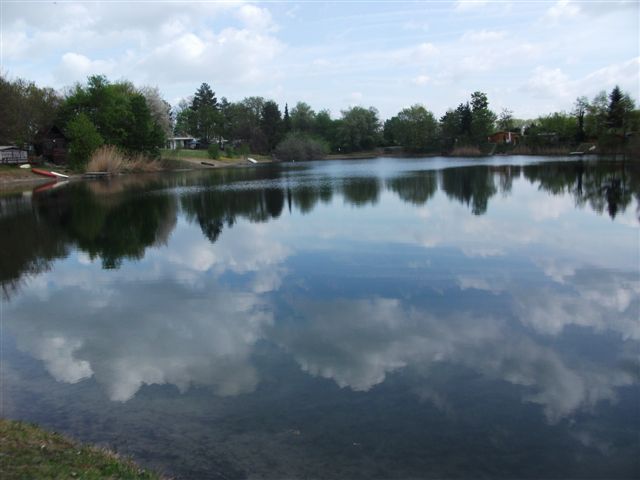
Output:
[
  {"xmin": 0, "ymin": 156, "xmax": 271, "ymax": 192},
  {"xmin": 0, "ymin": 153, "xmax": 633, "ymax": 192},
  {"xmin": 0, "ymin": 418, "xmax": 166, "ymax": 479}
]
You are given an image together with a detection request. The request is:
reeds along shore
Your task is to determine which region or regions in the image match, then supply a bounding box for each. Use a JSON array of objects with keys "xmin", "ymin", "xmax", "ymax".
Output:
[{"xmin": 87, "ymin": 145, "xmax": 162, "ymax": 173}]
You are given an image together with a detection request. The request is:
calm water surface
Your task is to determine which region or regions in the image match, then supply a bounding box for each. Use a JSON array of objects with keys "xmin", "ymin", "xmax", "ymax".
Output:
[{"xmin": 1, "ymin": 156, "xmax": 639, "ymax": 479}]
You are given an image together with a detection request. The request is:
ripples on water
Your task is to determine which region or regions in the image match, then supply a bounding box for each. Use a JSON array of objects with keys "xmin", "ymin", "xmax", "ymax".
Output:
[{"xmin": 1, "ymin": 157, "xmax": 639, "ymax": 479}]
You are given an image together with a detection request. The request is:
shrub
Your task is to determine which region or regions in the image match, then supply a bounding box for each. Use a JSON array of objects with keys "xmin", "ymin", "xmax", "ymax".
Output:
[
  {"xmin": 86, "ymin": 145, "xmax": 162, "ymax": 173},
  {"xmin": 449, "ymin": 145, "xmax": 483, "ymax": 157},
  {"xmin": 275, "ymin": 133, "xmax": 328, "ymax": 162},
  {"xmin": 67, "ymin": 113, "xmax": 104, "ymax": 170},
  {"xmin": 237, "ymin": 144, "xmax": 250, "ymax": 157},
  {"xmin": 87, "ymin": 145, "xmax": 124, "ymax": 173},
  {"xmin": 224, "ymin": 146, "xmax": 236, "ymax": 158},
  {"xmin": 207, "ymin": 143, "xmax": 219, "ymax": 159}
]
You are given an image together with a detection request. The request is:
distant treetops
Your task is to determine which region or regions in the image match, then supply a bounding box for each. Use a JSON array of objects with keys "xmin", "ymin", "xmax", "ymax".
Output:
[
  {"xmin": 170, "ymin": 82, "xmax": 640, "ymax": 157},
  {"xmin": 0, "ymin": 73, "xmax": 638, "ymax": 169}
]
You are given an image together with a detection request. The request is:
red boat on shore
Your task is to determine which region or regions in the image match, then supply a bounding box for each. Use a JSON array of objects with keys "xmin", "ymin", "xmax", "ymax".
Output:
[
  {"xmin": 32, "ymin": 168, "xmax": 69, "ymax": 179},
  {"xmin": 32, "ymin": 168, "xmax": 57, "ymax": 178}
]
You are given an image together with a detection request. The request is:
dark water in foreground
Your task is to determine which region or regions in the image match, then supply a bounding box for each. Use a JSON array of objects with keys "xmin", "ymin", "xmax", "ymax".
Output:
[{"xmin": 1, "ymin": 156, "xmax": 639, "ymax": 479}]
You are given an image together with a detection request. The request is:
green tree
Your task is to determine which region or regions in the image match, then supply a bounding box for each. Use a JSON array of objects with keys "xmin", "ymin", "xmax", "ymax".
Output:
[
  {"xmin": 389, "ymin": 104, "xmax": 439, "ymax": 152},
  {"xmin": 313, "ymin": 109, "xmax": 338, "ymax": 150},
  {"xmin": 439, "ymin": 102, "xmax": 473, "ymax": 151},
  {"xmin": 606, "ymin": 86, "xmax": 635, "ymax": 135},
  {"xmin": 227, "ymin": 97, "xmax": 267, "ymax": 152},
  {"xmin": 188, "ymin": 83, "xmax": 219, "ymax": 143},
  {"xmin": 66, "ymin": 113, "xmax": 104, "ymax": 169},
  {"xmin": 383, "ymin": 116, "xmax": 402, "ymax": 146},
  {"xmin": 573, "ymin": 96, "xmax": 589, "ymax": 142},
  {"xmin": 275, "ymin": 132, "xmax": 328, "ymax": 161},
  {"xmin": 537, "ymin": 112, "xmax": 576, "ymax": 142},
  {"xmin": 585, "ymin": 90, "xmax": 608, "ymax": 139},
  {"xmin": 337, "ymin": 106, "xmax": 381, "ymax": 152},
  {"xmin": 60, "ymin": 75, "xmax": 165, "ymax": 155},
  {"xmin": 291, "ymin": 102, "xmax": 316, "ymax": 133},
  {"xmin": 470, "ymin": 91, "xmax": 496, "ymax": 145},
  {"xmin": 173, "ymin": 99, "xmax": 191, "ymax": 136},
  {"xmin": 261, "ymin": 100, "xmax": 283, "ymax": 152},
  {"xmin": 0, "ymin": 75, "xmax": 61, "ymax": 147},
  {"xmin": 497, "ymin": 108, "xmax": 514, "ymax": 131},
  {"xmin": 283, "ymin": 103, "xmax": 292, "ymax": 133},
  {"xmin": 607, "ymin": 85, "xmax": 625, "ymax": 129},
  {"xmin": 123, "ymin": 94, "xmax": 165, "ymax": 155}
]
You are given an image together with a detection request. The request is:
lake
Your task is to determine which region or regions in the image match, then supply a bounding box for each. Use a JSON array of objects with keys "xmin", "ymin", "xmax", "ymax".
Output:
[{"xmin": 1, "ymin": 156, "xmax": 639, "ymax": 479}]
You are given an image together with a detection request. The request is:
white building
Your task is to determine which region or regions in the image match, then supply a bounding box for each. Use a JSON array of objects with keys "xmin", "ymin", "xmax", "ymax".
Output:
[
  {"xmin": 0, "ymin": 146, "xmax": 28, "ymax": 164},
  {"xmin": 166, "ymin": 136, "xmax": 196, "ymax": 150}
]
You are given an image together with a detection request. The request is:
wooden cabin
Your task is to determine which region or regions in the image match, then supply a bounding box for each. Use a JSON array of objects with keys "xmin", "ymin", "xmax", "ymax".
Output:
[
  {"xmin": 488, "ymin": 131, "xmax": 521, "ymax": 145},
  {"xmin": 39, "ymin": 126, "xmax": 68, "ymax": 163},
  {"xmin": 0, "ymin": 146, "xmax": 28, "ymax": 164}
]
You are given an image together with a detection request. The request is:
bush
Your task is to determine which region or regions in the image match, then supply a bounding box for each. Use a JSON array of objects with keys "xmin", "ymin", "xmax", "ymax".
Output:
[
  {"xmin": 224, "ymin": 146, "xmax": 236, "ymax": 158},
  {"xmin": 275, "ymin": 133, "xmax": 328, "ymax": 162},
  {"xmin": 237, "ymin": 144, "xmax": 250, "ymax": 157},
  {"xmin": 67, "ymin": 113, "xmax": 104, "ymax": 169},
  {"xmin": 207, "ymin": 143, "xmax": 219, "ymax": 159},
  {"xmin": 87, "ymin": 145, "xmax": 162, "ymax": 173},
  {"xmin": 87, "ymin": 145, "xmax": 124, "ymax": 173}
]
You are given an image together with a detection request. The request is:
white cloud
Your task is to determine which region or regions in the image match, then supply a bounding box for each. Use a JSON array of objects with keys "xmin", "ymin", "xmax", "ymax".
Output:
[
  {"xmin": 1, "ymin": 0, "xmax": 638, "ymax": 135},
  {"xmin": 524, "ymin": 57, "xmax": 640, "ymax": 104},
  {"xmin": 9, "ymin": 272, "xmax": 273, "ymax": 402},
  {"xmin": 579, "ymin": 57, "xmax": 640, "ymax": 98},
  {"xmin": 236, "ymin": 4, "xmax": 277, "ymax": 32},
  {"xmin": 3, "ymin": 1, "xmax": 283, "ymax": 91},
  {"xmin": 529, "ymin": 194, "xmax": 574, "ymax": 220},
  {"xmin": 525, "ymin": 66, "xmax": 572, "ymax": 100},
  {"xmin": 545, "ymin": 0, "xmax": 581, "ymax": 22},
  {"xmin": 274, "ymin": 295, "xmax": 637, "ymax": 422},
  {"xmin": 55, "ymin": 52, "xmax": 117, "ymax": 83},
  {"xmin": 135, "ymin": 28, "xmax": 283, "ymax": 85},
  {"xmin": 457, "ymin": 275, "xmax": 505, "ymax": 294},
  {"xmin": 515, "ymin": 268, "xmax": 640, "ymax": 340}
]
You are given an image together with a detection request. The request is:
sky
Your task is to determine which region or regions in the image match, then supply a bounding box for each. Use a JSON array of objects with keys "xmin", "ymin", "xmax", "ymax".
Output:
[{"xmin": 1, "ymin": 0, "xmax": 639, "ymax": 120}]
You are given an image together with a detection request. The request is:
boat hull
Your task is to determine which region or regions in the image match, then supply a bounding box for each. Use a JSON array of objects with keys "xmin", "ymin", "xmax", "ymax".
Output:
[{"xmin": 31, "ymin": 168, "xmax": 57, "ymax": 178}]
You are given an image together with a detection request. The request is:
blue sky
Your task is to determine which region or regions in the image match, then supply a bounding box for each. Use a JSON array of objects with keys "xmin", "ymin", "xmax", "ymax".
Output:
[{"xmin": 1, "ymin": 0, "xmax": 638, "ymax": 119}]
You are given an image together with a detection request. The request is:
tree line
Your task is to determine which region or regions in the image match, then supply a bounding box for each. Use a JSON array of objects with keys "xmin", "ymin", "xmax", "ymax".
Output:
[{"xmin": 1, "ymin": 73, "xmax": 638, "ymax": 170}]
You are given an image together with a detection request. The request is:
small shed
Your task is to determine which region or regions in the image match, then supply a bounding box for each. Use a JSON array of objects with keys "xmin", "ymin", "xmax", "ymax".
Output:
[
  {"xmin": 0, "ymin": 146, "xmax": 28, "ymax": 164},
  {"xmin": 39, "ymin": 126, "xmax": 68, "ymax": 163},
  {"xmin": 488, "ymin": 131, "xmax": 521, "ymax": 145}
]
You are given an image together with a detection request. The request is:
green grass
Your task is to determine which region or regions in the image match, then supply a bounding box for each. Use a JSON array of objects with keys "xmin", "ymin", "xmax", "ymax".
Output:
[
  {"xmin": 0, "ymin": 419, "xmax": 165, "ymax": 480},
  {"xmin": 160, "ymin": 149, "xmax": 272, "ymax": 165},
  {"xmin": 0, "ymin": 164, "xmax": 34, "ymax": 177},
  {"xmin": 160, "ymin": 148, "xmax": 210, "ymax": 160}
]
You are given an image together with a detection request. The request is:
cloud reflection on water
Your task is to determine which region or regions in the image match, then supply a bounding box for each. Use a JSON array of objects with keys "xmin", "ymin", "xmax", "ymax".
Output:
[{"xmin": 2, "ymin": 158, "xmax": 638, "ymax": 423}]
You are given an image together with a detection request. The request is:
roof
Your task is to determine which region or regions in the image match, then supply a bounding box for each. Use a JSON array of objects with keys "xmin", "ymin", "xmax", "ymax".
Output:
[
  {"xmin": 0, "ymin": 146, "xmax": 26, "ymax": 151},
  {"xmin": 37, "ymin": 125, "xmax": 68, "ymax": 139},
  {"xmin": 490, "ymin": 131, "xmax": 520, "ymax": 136}
]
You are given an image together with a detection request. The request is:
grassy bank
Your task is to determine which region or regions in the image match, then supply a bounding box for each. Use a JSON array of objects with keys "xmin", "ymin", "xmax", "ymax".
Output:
[
  {"xmin": 0, "ymin": 419, "xmax": 164, "ymax": 479},
  {"xmin": 160, "ymin": 148, "xmax": 271, "ymax": 163},
  {"xmin": 325, "ymin": 150, "xmax": 381, "ymax": 160},
  {"xmin": 0, "ymin": 164, "xmax": 39, "ymax": 181}
]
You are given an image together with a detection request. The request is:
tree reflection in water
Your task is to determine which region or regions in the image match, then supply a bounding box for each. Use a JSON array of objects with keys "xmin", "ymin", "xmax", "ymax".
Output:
[{"xmin": 1, "ymin": 159, "xmax": 638, "ymax": 297}]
